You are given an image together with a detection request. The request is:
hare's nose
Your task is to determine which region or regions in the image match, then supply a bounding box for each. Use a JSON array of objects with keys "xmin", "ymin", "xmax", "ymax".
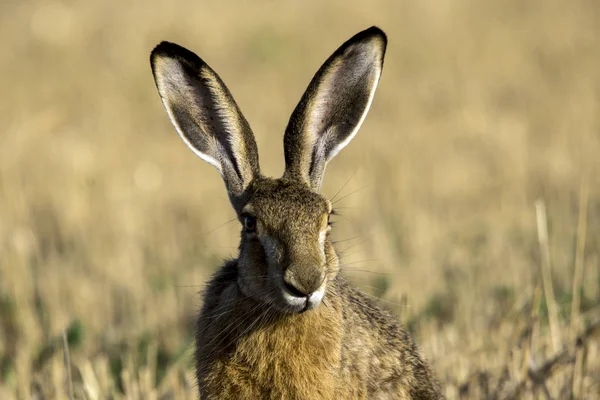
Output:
[
  {"xmin": 283, "ymin": 268, "xmax": 324, "ymax": 298},
  {"xmin": 282, "ymin": 272, "xmax": 326, "ymax": 312},
  {"xmin": 283, "ymin": 278, "xmax": 310, "ymax": 298}
]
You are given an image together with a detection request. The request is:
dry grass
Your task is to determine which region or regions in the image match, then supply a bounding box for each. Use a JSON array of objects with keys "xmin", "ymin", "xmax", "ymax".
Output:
[{"xmin": 1, "ymin": 0, "xmax": 600, "ymax": 398}]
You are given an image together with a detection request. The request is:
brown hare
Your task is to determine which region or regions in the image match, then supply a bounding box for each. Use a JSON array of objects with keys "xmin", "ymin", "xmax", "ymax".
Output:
[{"xmin": 150, "ymin": 26, "xmax": 442, "ymax": 399}]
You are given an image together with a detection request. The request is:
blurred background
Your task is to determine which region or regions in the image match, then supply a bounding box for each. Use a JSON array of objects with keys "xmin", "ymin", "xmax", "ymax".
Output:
[{"xmin": 1, "ymin": 0, "xmax": 599, "ymax": 398}]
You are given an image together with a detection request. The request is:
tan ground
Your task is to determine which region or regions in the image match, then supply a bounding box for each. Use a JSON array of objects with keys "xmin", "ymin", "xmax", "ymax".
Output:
[{"xmin": 1, "ymin": 0, "xmax": 599, "ymax": 398}]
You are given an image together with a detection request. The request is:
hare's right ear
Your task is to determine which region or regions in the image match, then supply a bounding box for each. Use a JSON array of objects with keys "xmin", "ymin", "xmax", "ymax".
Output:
[
  {"xmin": 150, "ymin": 42, "xmax": 260, "ymax": 207},
  {"xmin": 283, "ymin": 27, "xmax": 386, "ymax": 191}
]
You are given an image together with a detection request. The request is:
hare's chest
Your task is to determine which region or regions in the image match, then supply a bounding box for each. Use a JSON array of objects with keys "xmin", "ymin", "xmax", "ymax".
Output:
[{"xmin": 199, "ymin": 316, "xmax": 344, "ymax": 399}]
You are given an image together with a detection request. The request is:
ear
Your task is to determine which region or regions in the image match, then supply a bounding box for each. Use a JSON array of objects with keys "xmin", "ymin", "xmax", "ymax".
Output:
[
  {"xmin": 150, "ymin": 42, "xmax": 260, "ymax": 206},
  {"xmin": 283, "ymin": 26, "xmax": 387, "ymax": 191}
]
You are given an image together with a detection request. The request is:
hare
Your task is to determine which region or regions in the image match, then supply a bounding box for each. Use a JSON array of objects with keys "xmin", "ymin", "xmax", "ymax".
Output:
[{"xmin": 150, "ymin": 26, "xmax": 442, "ymax": 399}]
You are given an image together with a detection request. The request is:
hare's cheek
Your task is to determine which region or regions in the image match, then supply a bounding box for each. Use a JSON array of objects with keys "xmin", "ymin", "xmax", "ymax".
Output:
[
  {"xmin": 258, "ymin": 235, "xmax": 284, "ymax": 268},
  {"xmin": 318, "ymin": 229, "xmax": 328, "ymax": 253},
  {"xmin": 241, "ymin": 241, "xmax": 268, "ymax": 269},
  {"xmin": 324, "ymin": 241, "xmax": 339, "ymax": 269}
]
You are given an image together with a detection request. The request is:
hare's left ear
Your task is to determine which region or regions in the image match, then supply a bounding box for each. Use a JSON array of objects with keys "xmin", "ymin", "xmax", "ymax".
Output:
[
  {"xmin": 150, "ymin": 42, "xmax": 260, "ymax": 209},
  {"xmin": 283, "ymin": 26, "xmax": 387, "ymax": 190}
]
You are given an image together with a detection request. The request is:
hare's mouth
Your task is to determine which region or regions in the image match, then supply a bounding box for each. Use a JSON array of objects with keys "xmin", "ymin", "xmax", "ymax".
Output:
[{"xmin": 280, "ymin": 279, "xmax": 326, "ymax": 313}]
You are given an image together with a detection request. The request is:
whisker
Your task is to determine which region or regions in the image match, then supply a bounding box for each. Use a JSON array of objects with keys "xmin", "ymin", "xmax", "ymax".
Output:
[
  {"xmin": 334, "ymin": 289, "xmax": 384, "ymax": 314},
  {"xmin": 231, "ymin": 304, "xmax": 272, "ymax": 345},
  {"xmin": 342, "ymin": 268, "xmax": 395, "ymax": 276},
  {"xmin": 198, "ymin": 245, "xmax": 238, "ymax": 249},
  {"xmin": 174, "ymin": 274, "xmax": 273, "ymax": 289},
  {"xmin": 336, "ymin": 236, "xmax": 376, "ymax": 257},
  {"xmin": 332, "ymin": 184, "xmax": 370, "ymax": 205},
  {"xmin": 203, "ymin": 217, "xmax": 238, "ymax": 235},
  {"xmin": 201, "ymin": 289, "xmax": 274, "ymax": 320},
  {"xmin": 202, "ymin": 298, "xmax": 268, "ymax": 360},
  {"xmin": 258, "ymin": 303, "xmax": 279, "ymax": 334},
  {"xmin": 200, "ymin": 312, "xmax": 245, "ymax": 349},
  {"xmin": 337, "ymin": 236, "xmax": 372, "ymax": 254},
  {"xmin": 332, "ymin": 235, "xmax": 363, "ymax": 244},
  {"xmin": 226, "ymin": 223, "xmax": 239, "ymax": 234},
  {"xmin": 174, "ymin": 284, "xmax": 206, "ymax": 289},
  {"xmin": 330, "ymin": 169, "xmax": 357, "ymax": 202},
  {"xmin": 331, "ymin": 212, "xmax": 351, "ymax": 222},
  {"xmin": 197, "ymin": 286, "xmax": 264, "ymax": 311},
  {"xmin": 353, "ymin": 287, "xmax": 408, "ymax": 308},
  {"xmin": 339, "ymin": 259, "xmax": 380, "ymax": 267}
]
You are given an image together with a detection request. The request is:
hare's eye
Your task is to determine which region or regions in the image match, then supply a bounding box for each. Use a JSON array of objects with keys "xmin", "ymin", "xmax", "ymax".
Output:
[
  {"xmin": 244, "ymin": 216, "xmax": 257, "ymax": 233},
  {"xmin": 327, "ymin": 210, "xmax": 336, "ymax": 227}
]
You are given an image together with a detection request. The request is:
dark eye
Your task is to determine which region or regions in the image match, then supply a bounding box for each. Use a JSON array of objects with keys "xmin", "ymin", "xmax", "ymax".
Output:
[
  {"xmin": 327, "ymin": 210, "xmax": 335, "ymax": 227},
  {"xmin": 244, "ymin": 215, "xmax": 257, "ymax": 233}
]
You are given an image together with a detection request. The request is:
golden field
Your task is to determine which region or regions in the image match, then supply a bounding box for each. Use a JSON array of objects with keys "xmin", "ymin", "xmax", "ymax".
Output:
[{"xmin": 1, "ymin": 0, "xmax": 599, "ymax": 398}]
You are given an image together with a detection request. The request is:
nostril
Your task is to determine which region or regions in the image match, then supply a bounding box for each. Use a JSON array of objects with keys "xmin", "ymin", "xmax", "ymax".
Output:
[{"xmin": 283, "ymin": 280, "xmax": 309, "ymax": 298}]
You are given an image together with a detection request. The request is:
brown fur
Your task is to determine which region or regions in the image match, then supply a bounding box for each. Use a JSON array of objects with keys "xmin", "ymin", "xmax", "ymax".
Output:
[{"xmin": 150, "ymin": 26, "xmax": 443, "ymax": 399}]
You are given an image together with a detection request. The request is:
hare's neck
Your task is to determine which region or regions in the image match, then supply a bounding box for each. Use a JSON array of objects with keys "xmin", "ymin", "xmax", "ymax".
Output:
[
  {"xmin": 240, "ymin": 300, "xmax": 342, "ymax": 352},
  {"xmin": 198, "ymin": 282, "xmax": 343, "ymax": 397},
  {"xmin": 228, "ymin": 292, "xmax": 343, "ymax": 361}
]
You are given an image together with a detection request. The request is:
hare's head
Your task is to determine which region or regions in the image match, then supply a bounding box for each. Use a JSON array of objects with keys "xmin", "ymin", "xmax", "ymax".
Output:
[{"xmin": 150, "ymin": 27, "xmax": 386, "ymax": 313}]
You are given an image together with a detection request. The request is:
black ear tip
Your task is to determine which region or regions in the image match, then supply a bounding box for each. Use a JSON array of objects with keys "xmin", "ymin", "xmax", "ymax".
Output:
[
  {"xmin": 151, "ymin": 41, "xmax": 178, "ymax": 60},
  {"xmin": 364, "ymin": 26, "xmax": 387, "ymax": 42},
  {"xmin": 356, "ymin": 26, "xmax": 387, "ymax": 47},
  {"xmin": 344, "ymin": 26, "xmax": 387, "ymax": 56},
  {"xmin": 150, "ymin": 41, "xmax": 204, "ymax": 70}
]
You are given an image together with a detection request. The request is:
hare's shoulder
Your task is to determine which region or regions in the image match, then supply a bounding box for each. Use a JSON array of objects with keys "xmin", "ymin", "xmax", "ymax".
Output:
[
  {"xmin": 336, "ymin": 276, "xmax": 408, "ymax": 335},
  {"xmin": 336, "ymin": 276, "xmax": 443, "ymax": 398},
  {"xmin": 201, "ymin": 259, "xmax": 239, "ymax": 296},
  {"xmin": 196, "ymin": 259, "xmax": 242, "ymax": 320}
]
